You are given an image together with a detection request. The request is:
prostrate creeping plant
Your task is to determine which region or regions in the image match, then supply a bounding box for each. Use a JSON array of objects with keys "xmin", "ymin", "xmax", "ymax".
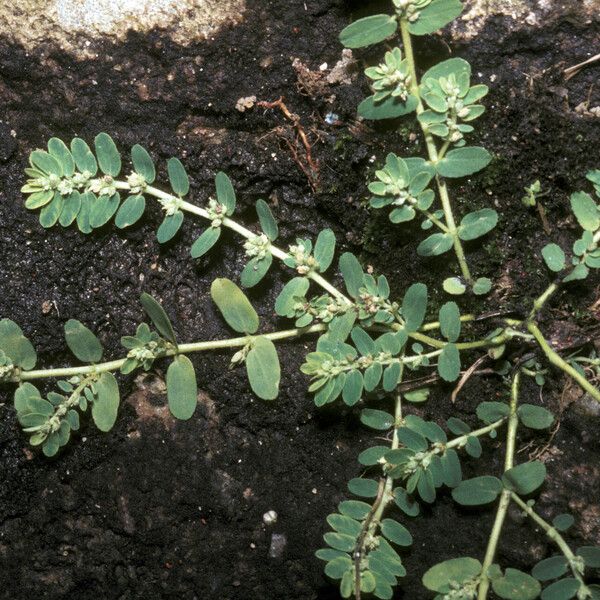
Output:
[{"xmin": 2, "ymin": 0, "xmax": 600, "ymax": 598}]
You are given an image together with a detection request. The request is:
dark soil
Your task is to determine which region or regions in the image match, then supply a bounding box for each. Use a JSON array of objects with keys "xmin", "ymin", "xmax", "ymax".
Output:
[{"xmin": 0, "ymin": 1, "xmax": 599, "ymax": 599}]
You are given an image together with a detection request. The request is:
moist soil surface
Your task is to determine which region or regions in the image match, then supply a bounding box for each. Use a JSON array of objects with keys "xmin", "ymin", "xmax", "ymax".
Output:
[{"xmin": 0, "ymin": 1, "xmax": 599, "ymax": 599}]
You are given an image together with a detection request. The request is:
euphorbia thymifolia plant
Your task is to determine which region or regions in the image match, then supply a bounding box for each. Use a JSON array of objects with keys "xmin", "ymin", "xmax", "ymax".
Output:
[{"xmin": 2, "ymin": 1, "xmax": 600, "ymax": 598}]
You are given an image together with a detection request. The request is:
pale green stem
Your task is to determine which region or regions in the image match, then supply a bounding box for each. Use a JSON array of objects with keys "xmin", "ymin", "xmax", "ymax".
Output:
[
  {"xmin": 141, "ymin": 184, "xmax": 351, "ymax": 304},
  {"xmin": 528, "ymin": 322, "xmax": 600, "ymax": 403},
  {"xmin": 399, "ymin": 20, "xmax": 473, "ymax": 285},
  {"xmin": 444, "ymin": 418, "xmax": 506, "ymax": 451},
  {"xmin": 16, "ymin": 324, "xmax": 329, "ymax": 382},
  {"xmin": 528, "ymin": 282, "xmax": 559, "ymax": 320},
  {"xmin": 510, "ymin": 493, "xmax": 588, "ymax": 588},
  {"xmin": 477, "ymin": 371, "xmax": 521, "ymax": 600}
]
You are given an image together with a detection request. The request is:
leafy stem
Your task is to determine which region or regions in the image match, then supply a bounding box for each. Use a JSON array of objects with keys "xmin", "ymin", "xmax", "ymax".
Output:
[
  {"xmin": 399, "ymin": 19, "xmax": 473, "ymax": 285},
  {"xmin": 509, "ymin": 493, "xmax": 588, "ymax": 590},
  {"xmin": 527, "ymin": 322, "xmax": 600, "ymax": 403},
  {"xmin": 477, "ymin": 370, "xmax": 521, "ymax": 600},
  {"xmin": 13, "ymin": 324, "xmax": 329, "ymax": 383}
]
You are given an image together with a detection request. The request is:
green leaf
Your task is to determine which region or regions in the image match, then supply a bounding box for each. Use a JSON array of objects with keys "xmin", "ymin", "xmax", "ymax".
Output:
[
  {"xmin": 191, "ymin": 227, "xmax": 221, "ymax": 258},
  {"xmin": 167, "ymin": 157, "xmax": 189, "ymax": 196},
  {"xmin": 438, "ymin": 343, "xmax": 460, "ymax": 382},
  {"xmin": 492, "ymin": 568, "xmax": 541, "ymax": 600},
  {"xmin": 48, "ymin": 138, "xmax": 75, "ymax": 177},
  {"xmin": 338, "ymin": 500, "xmax": 371, "ymax": 520},
  {"xmin": 64, "ymin": 319, "xmax": 103, "ymax": 363},
  {"xmin": 458, "ymin": 209, "xmax": 498, "ymax": 241},
  {"xmin": 417, "ymin": 232, "xmax": 454, "ymax": 256},
  {"xmin": 314, "ymin": 229, "xmax": 336, "ymax": 272},
  {"xmin": 43, "ymin": 433, "xmax": 60, "ymax": 457},
  {"xmin": 443, "ymin": 277, "xmax": 467, "ymax": 295},
  {"xmin": 339, "ymin": 252, "xmax": 364, "ymax": 299},
  {"xmin": 473, "ymin": 277, "xmax": 493, "ymax": 295},
  {"xmin": 451, "ymin": 476, "xmax": 503, "ymax": 505},
  {"xmin": 70, "ymin": 138, "xmax": 98, "ymax": 175},
  {"xmin": 315, "ymin": 548, "xmax": 348, "ymax": 562},
  {"xmin": 552, "ymin": 514, "xmax": 574, "ymax": 532},
  {"xmin": 423, "ymin": 557, "xmax": 482, "ymax": 592},
  {"xmin": 275, "ymin": 277, "xmax": 310, "ymax": 317},
  {"xmin": 517, "ymin": 404, "xmax": 554, "ymax": 429},
  {"xmin": 348, "ymin": 478, "xmax": 379, "ymax": 498},
  {"xmin": 140, "ymin": 293, "xmax": 177, "ymax": 344},
  {"xmin": 351, "ymin": 327, "xmax": 375, "ymax": 356},
  {"xmin": 241, "ymin": 254, "xmax": 273, "ymax": 288},
  {"xmin": 408, "ymin": 0, "xmax": 463, "ymax": 35},
  {"xmin": 532, "ymin": 556, "xmax": 569, "ymax": 582},
  {"xmin": 383, "ymin": 362, "xmax": 401, "ymax": 392},
  {"xmin": 389, "ymin": 206, "xmax": 416, "ymax": 223},
  {"xmin": 358, "ymin": 445, "xmax": 389, "ymax": 466},
  {"xmin": 342, "ymin": 370, "xmax": 364, "ymax": 406},
  {"xmin": 441, "ymin": 449, "xmax": 462, "ymax": 488},
  {"xmin": 422, "ymin": 58, "xmax": 471, "ymax": 86},
  {"xmin": 215, "ymin": 171, "xmax": 236, "ymax": 214},
  {"xmin": 393, "ymin": 488, "xmax": 420, "ymax": 517},
  {"xmin": 30, "ymin": 149, "xmax": 62, "ymax": 176},
  {"xmin": 76, "ymin": 192, "xmax": 93, "ymax": 233},
  {"xmin": 14, "ymin": 382, "xmax": 42, "ymax": 413},
  {"xmin": 157, "ymin": 211, "xmax": 184, "ymax": 243},
  {"xmin": 439, "ymin": 301, "xmax": 461, "ymax": 342},
  {"xmin": 360, "ymin": 409, "xmax": 394, "ymax": 430},
  {"xmin": 381, "ymin": 519, "xmax": 412, "ymax": 546},
  {"xmin": 502, "ymin": 461, "xmax": 546, "ymax": 495},
  {"xmin": 541, "ymin": 243, "xmax": 566, "ymax": 272},
  {"xmin": 402, "ymin": 283, "xmax": 428, "ymax": 332},
  {"xmin": 0, "ymin": 319, "xmax": 37, "ymax": 370},
  {"xmin": 131, "ymin": 144, "xmax": 156, "ymax": 183},
  {"xmin": 570, "ymin": 191, "xmax": 599, "ymax": 232},
  {"xmin": 324, "ymin": 532, "xmax": 356, "ymax": 552},
  {"xmin": 327, "ymin": 514, "xmax": 362, "ymax": 538},
  {"xmin": 39, "ymin": 192, "xmax": 65, "ymax": 228},
  {"xmin": 89, "ymin": 192, "xmax": 120, "ymax": 229},
  {"xmin": 541, "ymin": 578, "xmax": 580, "ymax": 600},
  {"xmin": 166, "ymin": 355, "xmax": 197, "ymax": 420},
  {"xmin": 436, "ymin": 147, "xmax": 492, "ymax": 178},
  {"xmin": 115, "ymin": 195, "xmax": 146, "ymax": 228},
  {"xmin": 325, "ymin": 556, "xmax": 353, "ymax": 580},
  {"xmin": 59, "ymin": 191, "xmax": 82, "ymax": 227},
  {"xmin": 91, "ymin": 372, "xmax": 120, "ymax": 432},
  {"xmin": 397, "ymin": 427, "xmax": 428, "ymax": 452},
  {"xmin": 211, "ymin": 278, "xmax": 259, "ymax": 334},
  {"xmin": 577, "ymin": 546, "xmax": 600, "ymax": 568},
  {"xmin": 24, "ymin": 189, "xmax": 54, "ymax": 210},
  {"xmin": 477, "ymin": 401, "xmax": 509, "ymax": 423},
  {"xmin": 358, "ymin": 94, "xmax": 419, "ymax": 120},
  {"xmin": 94, "ymin": 132, "xmax": 121, "ymax": 177},
  {"xmin": 563, "ymin": 263, "xmax": 589, "ymax": 283},
  {"xmin": 339, "ymin": 14, "xmax": 398, "ymax": 48},
  {"xmin": 246, "ymin": 336, "xmax": 280, "ymax": 400},
  {"xmin": 465, "ymin": 436, "xmax": 482, "ymax": 458},
  {"xmin": 256, "ymin": 199, "xmax": 278, "ymax": 241}
]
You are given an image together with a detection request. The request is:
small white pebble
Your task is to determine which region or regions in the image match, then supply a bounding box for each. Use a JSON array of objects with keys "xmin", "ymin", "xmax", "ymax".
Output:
[
  {"xmin": 319, "ymin": 62, "xmax": 328, "ymax": 71},
  {"xmin": 263, "ymin": 510, "xmax": 278, "ymax": 525}
]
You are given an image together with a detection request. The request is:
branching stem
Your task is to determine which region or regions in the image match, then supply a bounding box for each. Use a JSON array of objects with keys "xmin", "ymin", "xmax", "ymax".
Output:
[
  {"xmin": 399, "ymin": 20, "xmax": 473, "ymax": 285},
  {"xmin": 477, "ymin": 370, "xmax": 521, "ymax": 599}
]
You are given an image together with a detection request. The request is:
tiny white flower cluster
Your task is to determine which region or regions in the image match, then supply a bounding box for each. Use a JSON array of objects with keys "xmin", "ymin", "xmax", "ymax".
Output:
[
  {"xmin": 288, "ymin": 243, "xmax": 318, "ymax": 275},
  {"xmin": 159, "ymin": 194, "xmax": 183, "ymax": 216},
  {"xmin": 127, "ymin": 341, "xmax": 160, "ymax": 362},
  {"xmin": 392, "ymin": 0, "xmax": 432, "ymax": 21},
  {"xmin": 244, "ymin": 233, "xmax": 271, "ymax": 260},
  {"xmin": 89, "ymin": 175, "xmax": 117, "ymax": 197},
  {"xmin": 127, "ymin": 172, "xmax": 147, "ymax": 195},
  {"xmin": 206, "ymin": 198, "xmax": 226, "ymax": 227}
]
